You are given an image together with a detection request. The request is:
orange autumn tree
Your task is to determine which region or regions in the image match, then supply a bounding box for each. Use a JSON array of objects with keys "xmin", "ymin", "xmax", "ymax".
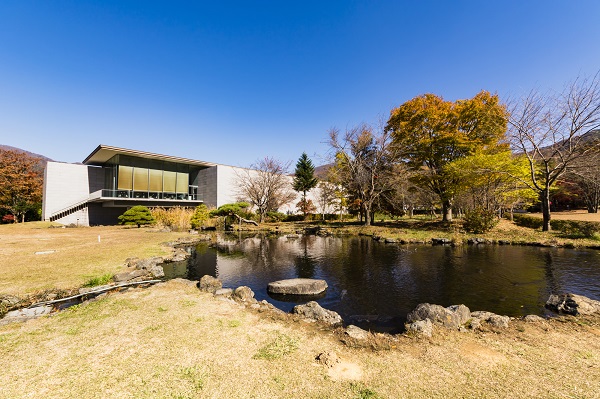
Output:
[
  {"xmin": 385, "ymin": 91, "xmax": 509, "ymax": 221},
  {"xmin": 0, "ymin": 149, "xmax": 43, "ymax": 223}
]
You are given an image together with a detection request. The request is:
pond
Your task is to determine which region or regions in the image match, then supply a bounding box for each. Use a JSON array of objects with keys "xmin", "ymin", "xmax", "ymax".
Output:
[{"xmin": 164, "ymin": 234, "xmax": 600, "ymax": 332}]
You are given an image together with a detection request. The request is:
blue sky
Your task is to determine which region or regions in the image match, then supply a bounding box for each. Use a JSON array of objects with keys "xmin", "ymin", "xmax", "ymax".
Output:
[{"xmin": 1, "ymin": 1, "xmax": 599, "ymax": 167}]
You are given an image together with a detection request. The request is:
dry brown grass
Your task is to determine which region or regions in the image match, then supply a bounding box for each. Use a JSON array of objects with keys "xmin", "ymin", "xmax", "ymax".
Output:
[
  {"xmin": 529, "ymin": 210, "xmax": 600, "ymax": 222},
  {"xmin": 151, "ymin": 206, "xmax": 195, "ymax": 231},
  {"xmin": 2, "ymin": 222, "xmax": 600, "ymax": 397},
  {"xmin": 1, "ymin": 280, "xmax": 599, "ymax": 398},
  {"xmin": 0, "ymin": 222, "xmax": 188, "ymax": 296}
]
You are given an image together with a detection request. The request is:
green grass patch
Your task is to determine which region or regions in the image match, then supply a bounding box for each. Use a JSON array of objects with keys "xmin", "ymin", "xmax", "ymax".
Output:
[
  {"xmin": 350, "ymin": 382, "xmax": 382, "ymax": 399},
  {"xmin": 253, "ymin": 332, "xmax": 298, "ymax": 360},
  {"xmin": 82, "ymin": 273, "xmax": 113, "ymax": 287},
  {"xmin": 178, "ymin": 299, "xmax": 197, "ymax": 308}
]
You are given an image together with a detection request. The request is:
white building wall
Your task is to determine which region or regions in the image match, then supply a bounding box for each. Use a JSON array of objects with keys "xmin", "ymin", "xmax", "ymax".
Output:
[
  {"xmin": 42, "ymin": 162, "xmax": 94, "ymax": 221},
  {"xmin": 215, "ymin": 165, "xmax": 243, "ymax": 207}
]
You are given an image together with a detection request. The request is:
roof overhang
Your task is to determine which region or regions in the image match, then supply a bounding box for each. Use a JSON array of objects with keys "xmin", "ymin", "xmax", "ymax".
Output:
[{"xmin": 83, "ymin": 145, "xmax": 217, "ymax": 168}]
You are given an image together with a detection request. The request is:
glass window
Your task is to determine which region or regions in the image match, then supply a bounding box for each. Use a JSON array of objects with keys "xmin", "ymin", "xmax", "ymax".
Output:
[
  {"xmin": 149, "ymin": 169, "xmax": 163, "ymax": 192},
  {"xmin": 176, "ymin": 172, "xmax": 188, "ymax": 194},
  {"xmin": 164, "ymin": 170, "xmax": 177, "ymax": 193},
  {"xmin": 117, "ymin": 166, "xmax": 133, "ymax": 190},
  {"xmin": 133, "ymin": 168, "xmax": 149, "ymax": 191}
]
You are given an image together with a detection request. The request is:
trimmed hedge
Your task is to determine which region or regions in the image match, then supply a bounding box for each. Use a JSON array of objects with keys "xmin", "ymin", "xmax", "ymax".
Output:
[
  {"xmin": 512, "ymin": 214, "xmax": 544, "ymax": 229},
  {"xmin": 512, "ymin": 214, "xmax": 600, "ymax": 238},
  {"xmin": 551, "ymin": 219, "xmax": 600, "ymax": 238}
]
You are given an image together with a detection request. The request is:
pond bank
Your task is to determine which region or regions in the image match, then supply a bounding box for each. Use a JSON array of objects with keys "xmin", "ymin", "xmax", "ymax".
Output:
[
  {"xmin": 4, "ymin": 233, "xmax": 600, "ymax": 345},
  {"xmin": 2, "ymin": 278, "xmax": 600, "ymax": 398}
]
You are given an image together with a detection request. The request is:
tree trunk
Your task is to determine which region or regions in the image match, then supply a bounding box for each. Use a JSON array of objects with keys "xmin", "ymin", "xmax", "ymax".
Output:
[
  {"xmin": 541, "ymin": 188, "xmax": 551, "ymax": 231},
  {"xmin": 585, "ymin": 187, "xmax": 599, "ymax": 213},
  {"xmin": 232, "ymin": 213, "xmax": 259, "ymax": 226},
  {"xmin": 408, "ymin": 205, "xmax": 414, "ymax": 218},
  {"xmin": 442, "ymin": 200, "xmax": 453, "ymax": 222}
]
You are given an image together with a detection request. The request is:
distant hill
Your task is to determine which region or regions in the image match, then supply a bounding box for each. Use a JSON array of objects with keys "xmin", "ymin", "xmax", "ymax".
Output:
[
  {"xmin": 0, "ymin": 145, "xmax": 53, "ymax": 162},
  {"xmin": 0, "ymin": 145, "xmax": 53, "ymax": 173},
  {"xmin": 314, "ymin": 163, "xmax": 332, "ymax": 179}
]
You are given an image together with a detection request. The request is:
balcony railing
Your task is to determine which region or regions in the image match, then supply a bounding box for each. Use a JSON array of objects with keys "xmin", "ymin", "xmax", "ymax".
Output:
[{"xmin": 99, "ymin": 189, "xmax": 201, "ymax": 201}]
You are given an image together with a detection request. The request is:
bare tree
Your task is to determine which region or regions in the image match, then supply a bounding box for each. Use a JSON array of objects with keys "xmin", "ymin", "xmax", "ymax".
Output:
[
  {"xmin": 235, "ymin": 157, "xmax": 296, "ymax": 223},
  {"xmin": 565, "ymin": 142, "xmax": 600, "ymax": 213},
  {"xmin": 316, "ymin": 180, "xmax": 338, "ymax": 221},
  {"xmin": 328, "ymin": 123, "xmax": 401, "ymax": 226},
  {"xmin": 508, "ymin": 73, "xmax": 600, "ymax": 230}
]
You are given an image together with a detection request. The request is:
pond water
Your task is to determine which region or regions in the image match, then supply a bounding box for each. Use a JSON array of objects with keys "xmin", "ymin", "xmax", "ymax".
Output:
[{"xmin": 164, "ymin": 234, "xmax": 600, "ymax": 332}]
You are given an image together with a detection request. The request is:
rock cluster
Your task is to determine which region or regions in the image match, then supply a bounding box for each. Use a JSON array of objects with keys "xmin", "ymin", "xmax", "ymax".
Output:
[
  {"xmin": 293, "ymin": 301, "xmax": 343, "ymax": 326},
  {"xmin": 545, "ymin": 293, "xmax": 600, "ymax": 316},
  {"xmin": 407, "ymin": 303, "xmax": 471, "ymax": 330},
  {"xmin": 405, "ymin": 303, "xmax": 512, "ymax": 336}
]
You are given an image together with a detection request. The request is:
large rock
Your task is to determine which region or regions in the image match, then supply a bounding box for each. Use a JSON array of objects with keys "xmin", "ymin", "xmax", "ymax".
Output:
[
  {"xmin": 546, "ymin": 293, "xmax": 600, "ymax": 316},
  {"xmin": 407, "ymin": 303, "xmax": 471, "ymax": 330},
  {"xmin": 406, "ymin": 319, "xmax": 433, "ymax": 338},
  {"xmin": 198, "ymin": 275, "xmax": 222, "ymax": 293},
  {"xmin": 148, "ymin": 264, "xmax": 165, "ymax": 279},
  {"xmin": 267, "ymin": 278, "xmax": 328, "ymax": 295},
  {"xmin": 345, "ymin": 325, "xmax": 369, "ymax": 340},
  {"xmin": 293, "ymin": 301, "xmax": 343, "ymax": 326},
  {"xmin": 470, "ymin": 311, "xmax": 510, "ymax": 328},
  {"xmin": 113, "ymin": 269, "xmax": 150, "ymax": 283},
  {"xmin": 127, "ymin": 256, "xmax": 164, "ymax": 270},
  {"xmin": 233, "ymin": 286, "xmax": 255, "ymax": 303}
]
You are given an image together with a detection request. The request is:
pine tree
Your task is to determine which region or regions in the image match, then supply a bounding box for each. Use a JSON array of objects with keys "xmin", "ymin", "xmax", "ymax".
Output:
[
  {"xmin": 118, "ymin": 206, "xmax": 156, "ymax": 228},
  {"xmin": 293, "ymin": 153, "xmax": 318, "ymax": 217}
]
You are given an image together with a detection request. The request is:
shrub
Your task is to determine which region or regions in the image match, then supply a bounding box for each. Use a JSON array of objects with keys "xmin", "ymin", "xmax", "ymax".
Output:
[
  {"xmin": 550, "ymin": 219, "xmax": 600, "ymax": 238},
  {"xmin": 463, "ymin": 208, "xmax": 499, "ymax": 234},
  {"xmin": 190, "ymin": 204, "xmax": 210, "ymax": 229},
  {"xmin": 210, "ymin": 202, "xmax": 253, "ymax": 220},
  {"xmin": 512, "ymin": 214, "xmax": 544, "ymax": 229},
  {"xmin": 118, "ymin": 206, "xmax": 156, "ymax": 228},
  {"xmin": 265, "ymin": 211, "xmax": 287, "ymax": 222}
]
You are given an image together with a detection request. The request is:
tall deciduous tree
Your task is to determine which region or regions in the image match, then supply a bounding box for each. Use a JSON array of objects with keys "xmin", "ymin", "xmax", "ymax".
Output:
[
  {"xmin": 385, "ymin": 91, "xmax": 509, "ymax": 222},
  {"xmin": 0, "ymin": 149, "xmax": 43, "ymax": 223},
  {"xmin": 235, "ymin": 157, "xmax": 296, "ymax": 223},
  {"xmin": 446, "ymin": 151, "xmax": 537, "ymax": 218},
  {"xmin": 508, "ymin": 74, "xmax": 600, "ymax": 230},
  {"xmin": 292, "ymin": 153, "xmax": 318, "ymax": 217},
  {"xmin": 328, "ymin": 124, "xmax": 400, "ymax": 226}
]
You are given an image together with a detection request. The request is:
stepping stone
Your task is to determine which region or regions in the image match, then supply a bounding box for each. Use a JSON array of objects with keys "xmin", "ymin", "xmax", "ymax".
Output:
[{"xmin": 267, "ymin": 278, "xmax": 328, "ymax": 295}]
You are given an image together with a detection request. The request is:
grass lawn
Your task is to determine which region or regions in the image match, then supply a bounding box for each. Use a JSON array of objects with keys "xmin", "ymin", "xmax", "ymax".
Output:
[
  {"xmin": 1, "ymin": 280, "xmax": 599, "ymax": 398},
  {"xmin": 0, "ymin": 222, "xmax": 189, "ymax": 296},
  {"xmin": 1, "ymin": 219, "xmax": 600, "ymax": 398}
]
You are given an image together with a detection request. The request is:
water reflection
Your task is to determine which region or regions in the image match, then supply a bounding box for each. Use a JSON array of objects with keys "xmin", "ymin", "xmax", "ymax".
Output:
[{"xmin": 168, "ymin": 234, "xmax": 600, "ymax": 332}]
